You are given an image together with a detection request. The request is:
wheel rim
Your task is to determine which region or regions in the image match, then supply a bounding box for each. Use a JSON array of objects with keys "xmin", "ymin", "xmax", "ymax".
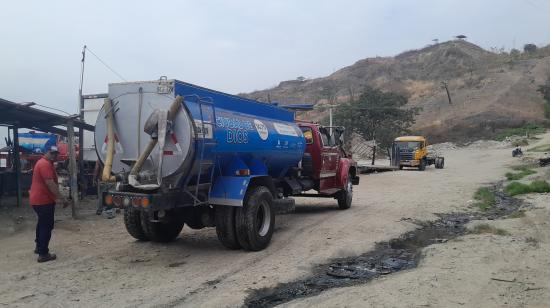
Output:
[{"xmin": 257, "ymin": 200, "xmax": 271, "ymax": 237}]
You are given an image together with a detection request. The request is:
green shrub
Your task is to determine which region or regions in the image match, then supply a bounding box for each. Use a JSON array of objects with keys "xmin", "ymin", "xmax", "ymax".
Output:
[
  {"xmin": 505, "ymin": 182, "xmax": 531, "ymax": 196},
  {"xmin": 495, "ymin": 123, "xmax": 546, "ymax": 141},
  {"xmin": 474, "ymin": 187, "xmax": 496, "ymax": 211},
  {"xmin": 505, "ymin": 180, "xmax": 550, "ymax": 196},
  {"xmin": 530, "ymin": 180, "xmax": 550, "ymax": 193},
  {"xmin": 505, "ymin": 167, "xmax": 536, "ymax": 180}
]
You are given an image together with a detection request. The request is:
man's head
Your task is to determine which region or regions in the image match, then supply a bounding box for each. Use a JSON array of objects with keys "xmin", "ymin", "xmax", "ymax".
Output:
[{"xmin": 44, "ymin": 145, "xmax": 59, "ymax": 161}]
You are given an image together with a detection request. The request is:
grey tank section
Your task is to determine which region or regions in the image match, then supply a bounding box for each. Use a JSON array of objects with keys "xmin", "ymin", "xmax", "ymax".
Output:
[{"xmin": 94, "ymin": 81, "xmax": 195, "ymax": 188}]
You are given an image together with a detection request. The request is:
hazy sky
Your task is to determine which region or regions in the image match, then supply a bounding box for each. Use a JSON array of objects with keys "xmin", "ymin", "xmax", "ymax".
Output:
[{"xmin": 1, "ymin": 0, "xmax": 549, "ymax": 115}]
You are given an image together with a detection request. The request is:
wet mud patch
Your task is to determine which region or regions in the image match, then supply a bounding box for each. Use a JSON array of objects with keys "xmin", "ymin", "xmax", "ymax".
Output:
[{"xmin": 244, "ymin": 184, "xmax": 526, "ymax": 308}]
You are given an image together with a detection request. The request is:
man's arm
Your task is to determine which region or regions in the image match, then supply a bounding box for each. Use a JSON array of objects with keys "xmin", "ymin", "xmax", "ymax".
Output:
[{"xmin": 45, "ymin": 179, "xmax": 68, "ymax": 206}]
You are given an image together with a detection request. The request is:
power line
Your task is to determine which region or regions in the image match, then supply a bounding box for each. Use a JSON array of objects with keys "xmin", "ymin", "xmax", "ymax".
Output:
[
  {"xmin": 85, "ymin": 46, "xmax": 127, "ymax": 82},
  {"xmin": 32, "ymin": 103, "xmax": 73, "ymax": 116}
]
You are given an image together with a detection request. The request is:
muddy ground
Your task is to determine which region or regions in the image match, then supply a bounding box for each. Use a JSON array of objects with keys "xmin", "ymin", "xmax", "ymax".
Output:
[{"xmin": 1, "ymin": 135, "xmax": 550, "ymax": 308}]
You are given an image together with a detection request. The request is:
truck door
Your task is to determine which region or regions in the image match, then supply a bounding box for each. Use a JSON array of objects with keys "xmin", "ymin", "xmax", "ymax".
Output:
[{"xmin": 319, "ymin": 128, "xmax": 339, "ymax": 194}]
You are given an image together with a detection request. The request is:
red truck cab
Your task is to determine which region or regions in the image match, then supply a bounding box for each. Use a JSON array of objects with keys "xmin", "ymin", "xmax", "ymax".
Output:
[{"xmin": 296, "ymin": 122, "xmax": 359, "ymax": 209}]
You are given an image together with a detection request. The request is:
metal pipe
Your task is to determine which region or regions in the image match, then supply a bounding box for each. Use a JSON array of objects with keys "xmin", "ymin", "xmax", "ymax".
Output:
[
  {"xmin": 129, "ymin": 138, "xmax": 157, "ymax": 178},
  {"xmin": 101, "ymin": 98, "xmax": 116, "ymax": 182},
  {"xmin": 137, "ymin": 87, "xmax": 143, "ymax": 156}
]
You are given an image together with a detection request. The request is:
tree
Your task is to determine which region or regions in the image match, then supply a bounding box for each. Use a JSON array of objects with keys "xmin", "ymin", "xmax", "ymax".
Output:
[
  {"xmin": 510, "ymin": 48, "xmax": 521, "ymax": 58},
  {"xmin": 524, "ymin": 43, "xmax": 538, "ymax": 54},
  {"xmin": 330, "ymin": 87, "xmax": 420, "ymax": 149},
  {"xmin": 537, "ymin": 79, "xmax": 550, "ymax": 119}
]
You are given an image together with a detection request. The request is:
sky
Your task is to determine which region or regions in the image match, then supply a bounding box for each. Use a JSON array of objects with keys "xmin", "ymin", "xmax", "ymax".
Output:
[{"xmin": 1, "ymin": 0, "xmax": 550, "ymax": 117}]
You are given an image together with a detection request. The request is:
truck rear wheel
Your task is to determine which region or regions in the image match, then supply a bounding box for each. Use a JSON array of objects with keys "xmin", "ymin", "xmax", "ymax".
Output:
[
  {"xmin": 215, "ymin": 205, "xmax": 241, "ymax": 250},
  {"xmin": 235, "ymin": 186, "xmax": 275, "ymax": 251},
  {"xmin": 124, "ymin": 207, "xmax": 149, "ymax": 241},
  {"xmin": 140, "ymin": 211, "xmax": 184, "ymax": 242},
  {"xmin": 337, "ymin": 175, "xmax": 353, "ymax": 210},
  {"xmin": 435, "ymin": 157, "xmax": 445, "ymax": 169}
]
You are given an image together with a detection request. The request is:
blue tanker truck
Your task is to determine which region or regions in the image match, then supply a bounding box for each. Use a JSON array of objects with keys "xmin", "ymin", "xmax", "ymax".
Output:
[{"xmin": 96, "ymin": 77, "xmax": 359, "ymax": 251}]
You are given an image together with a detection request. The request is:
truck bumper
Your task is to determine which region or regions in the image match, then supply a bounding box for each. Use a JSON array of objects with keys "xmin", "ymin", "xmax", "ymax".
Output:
[
  {"xmin": 400, "ymin": 160, "xmax": 419, "ymax": 167},
  {"xmin": 102, "ymin": 190, "xmax": 182, "ymax": 212}
]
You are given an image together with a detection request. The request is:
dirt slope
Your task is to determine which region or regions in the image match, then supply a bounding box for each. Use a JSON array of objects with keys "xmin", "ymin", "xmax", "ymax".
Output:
[{"xmin": 244, "ymin": 41, "xmax": 550, "ymax": 142}]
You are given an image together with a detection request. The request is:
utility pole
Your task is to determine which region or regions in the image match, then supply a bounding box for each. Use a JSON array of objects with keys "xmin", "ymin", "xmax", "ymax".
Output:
[
  {"xmin": 78, "ymin": 45, "xmax": 86, "ymax": 199},
  {"xmin": 329, "ymin": 107, "xmax": 333, "ymax": 136},
  {"xmin": 67, "ymin": 118, "xmax": 79, "ymax": 219}
]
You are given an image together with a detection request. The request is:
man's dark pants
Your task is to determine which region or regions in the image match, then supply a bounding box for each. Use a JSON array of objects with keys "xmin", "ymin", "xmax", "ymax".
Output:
[{"xmin": 32, "ymin": 203, "xmax": 55, "ymax": 255}]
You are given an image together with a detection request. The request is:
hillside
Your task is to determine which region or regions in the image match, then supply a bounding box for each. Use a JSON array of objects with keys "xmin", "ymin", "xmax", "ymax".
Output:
[{"xmin": 244, "ymin": 40, "xmax": 550, "ymax": 142}]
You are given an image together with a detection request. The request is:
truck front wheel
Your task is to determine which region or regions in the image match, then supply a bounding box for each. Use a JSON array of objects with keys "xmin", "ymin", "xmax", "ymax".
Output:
[
  {"xmin": 337, "ymin": 175, "xmax": 353, "ymax": 210},
  {"xmin": 124, "ymin": 207, "xmax": 148, "ymax": 241},
  {"xmin": 140, "ymin": 211, "xmax": 185, "ymax": 242},
  {"xmin": 235, "ymin": 186, "xmax": 275, "ymax": 251},
  {"xmin": 418, "ymin": 159, "xmax": 426, "ymax": 171}
]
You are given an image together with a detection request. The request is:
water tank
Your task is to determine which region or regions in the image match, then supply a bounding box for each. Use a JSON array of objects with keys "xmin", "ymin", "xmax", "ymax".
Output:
[{"xmin": 94, "ymin": 79, "xmax": 305, "ymax": 187}]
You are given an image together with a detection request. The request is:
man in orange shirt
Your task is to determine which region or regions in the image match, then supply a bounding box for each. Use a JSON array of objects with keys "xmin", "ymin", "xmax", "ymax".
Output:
[{"xmin": 30, "ymin": 145, "xmax": 69, "ymax": 263}]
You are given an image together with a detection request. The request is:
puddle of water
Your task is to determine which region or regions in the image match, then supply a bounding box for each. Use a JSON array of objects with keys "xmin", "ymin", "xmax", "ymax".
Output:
[{"xmin": 244, "ymin": 184, "xmax": 525, "ymax": 308}]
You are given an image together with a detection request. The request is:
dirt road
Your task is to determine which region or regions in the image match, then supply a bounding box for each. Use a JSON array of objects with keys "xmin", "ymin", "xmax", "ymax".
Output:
[{"xmin": 1, "ymin": 140, "xmax": 548, "ymax": 307}]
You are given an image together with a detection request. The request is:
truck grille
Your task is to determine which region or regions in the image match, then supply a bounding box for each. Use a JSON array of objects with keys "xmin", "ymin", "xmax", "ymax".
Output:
[{"xmin": 399, "ymin": 150, "xmax": 414, "ymax": 160}]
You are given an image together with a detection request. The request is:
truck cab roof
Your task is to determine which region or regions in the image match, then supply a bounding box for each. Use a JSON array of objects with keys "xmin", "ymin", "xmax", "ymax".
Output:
[{"xmin": 394, "ymin": 136, "xmax": 426, "ymax": 142}]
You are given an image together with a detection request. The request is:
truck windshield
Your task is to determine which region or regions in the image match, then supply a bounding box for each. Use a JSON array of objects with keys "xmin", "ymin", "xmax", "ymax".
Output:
[{"xmin": 395, "ymin": 141, "xmax": 422, "ymax": 150}]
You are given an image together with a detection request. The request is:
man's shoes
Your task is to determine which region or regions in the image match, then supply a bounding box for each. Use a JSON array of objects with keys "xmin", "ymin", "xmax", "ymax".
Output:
[{"xmin": 37, "ymin": 253, "xmax": 57, "ymax": 263}]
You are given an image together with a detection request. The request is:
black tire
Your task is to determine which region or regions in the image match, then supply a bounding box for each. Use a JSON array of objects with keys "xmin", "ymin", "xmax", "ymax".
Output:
[
  {"xmin": 140, "ymin": 211, "xmax": 184, "ymax": 242},
  {"xmin": 399, "ymin": 165, "xmax": 404, "ymax": 170},
  {"xmin": 183, "ymin": 207, "xmax": 205, "ymax": 230},
  {"xmin": 418, "ymin": 159, "xmax": 426, "ymax": 171},
  {"xmin": 124, "ymin": 207, "xmax": 149, "ymax": 241},
  {"xmin": 235, "ymin": 186, "xmax": 275, "ymax": 251},
  {"xmin": 435, "ymin": 157, "xmax": 445, "ymax": 169},
  {"xmin": 215, "ymin": 206, "xmax": 241, "ymax": 250},
  {"xmin": 337, "ymin": 175, "xmax": 353, "ymax": 210}
]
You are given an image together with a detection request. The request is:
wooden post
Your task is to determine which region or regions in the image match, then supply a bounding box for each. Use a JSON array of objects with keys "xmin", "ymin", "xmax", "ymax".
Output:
[
  {"xmin": 67, "ymin": 119, "xmax": 79, "ymax": 219},
  {"xmin": 12, "ymin": 126, "xmax": 22, "ymax": 207},
  {"xmin": 371, "ymin": 144, "xmax": 376, "ymax": 166}
]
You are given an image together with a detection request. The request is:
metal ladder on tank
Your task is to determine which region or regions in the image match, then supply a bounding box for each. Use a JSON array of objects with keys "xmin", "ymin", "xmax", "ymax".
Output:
[{"xmin": 183, "ymin": 97, "xmax": 217, "ymax": 206}]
